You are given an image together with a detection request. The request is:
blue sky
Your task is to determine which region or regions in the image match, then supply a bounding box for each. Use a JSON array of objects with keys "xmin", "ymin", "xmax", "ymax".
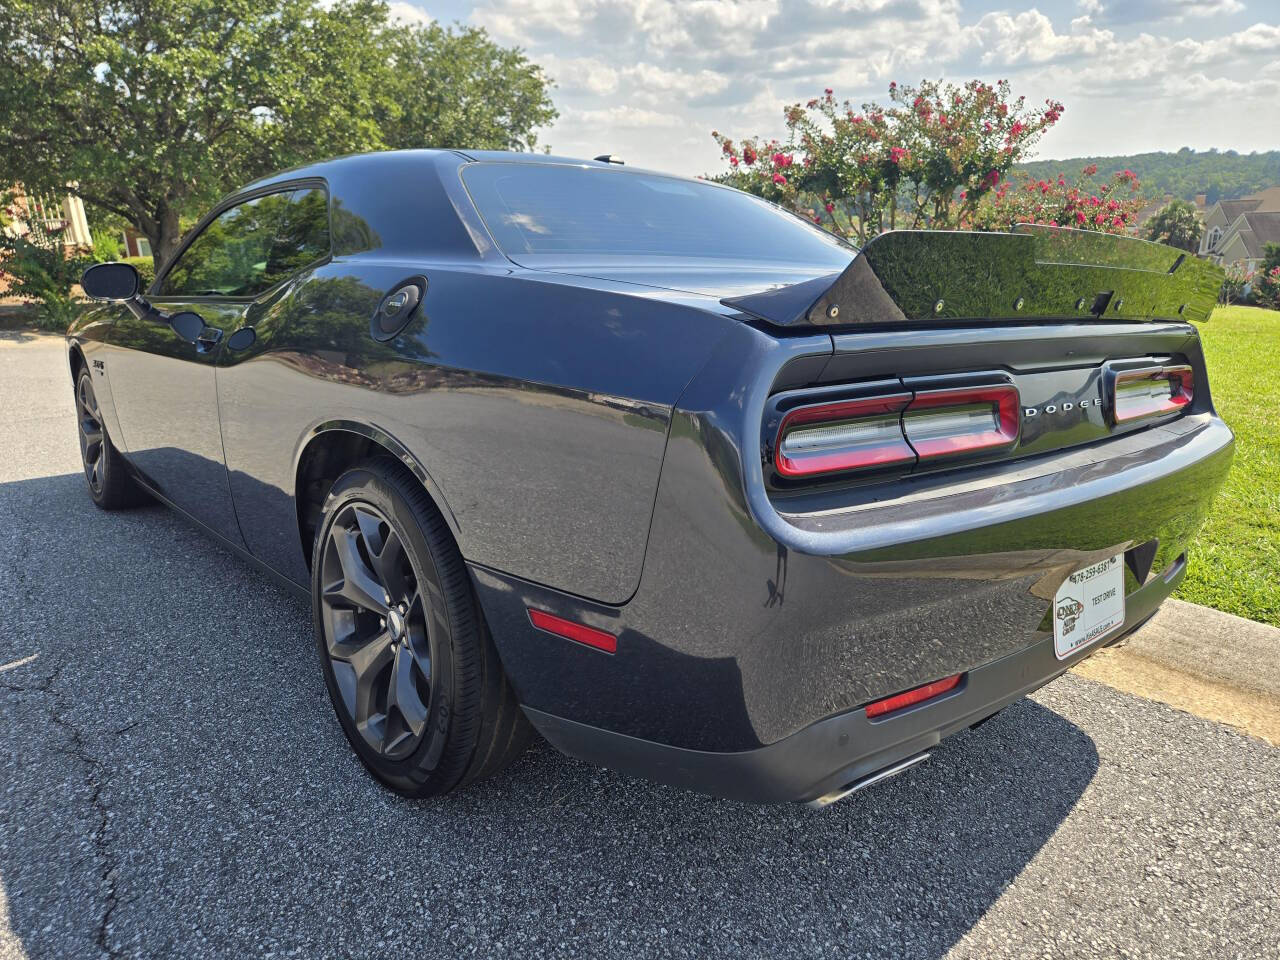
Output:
[{"xmin": 389, "ymin": 0, "xmax": 1280, "ymax": 176}]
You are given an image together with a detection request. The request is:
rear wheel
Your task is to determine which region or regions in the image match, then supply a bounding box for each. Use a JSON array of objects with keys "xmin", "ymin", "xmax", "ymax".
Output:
[
  {"xmin": 312, "ymin": 457, "xmax": 531, "ymax": 796},
  {"xmin": 74, "ymin": 368, "xmax": 147, "ymax": 510}
]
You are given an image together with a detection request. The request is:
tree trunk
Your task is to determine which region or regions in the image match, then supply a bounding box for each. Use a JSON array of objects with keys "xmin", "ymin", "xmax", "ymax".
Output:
[{"xmin": 151, "ymin": 204, "xmax": 183, "ymax": 272}]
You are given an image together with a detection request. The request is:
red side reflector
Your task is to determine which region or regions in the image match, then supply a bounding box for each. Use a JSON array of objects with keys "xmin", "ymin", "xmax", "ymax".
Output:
[
  {"xmin": 528, "ymin": 608, "xmax": 617, "ymax": 654},
  {"xmin": 903, "ymin": 384, "xmax": 1020, "ymax": 460},
  {"xmin": 865, "ymin": 673, "xmax": 963, "ymax": 718}
]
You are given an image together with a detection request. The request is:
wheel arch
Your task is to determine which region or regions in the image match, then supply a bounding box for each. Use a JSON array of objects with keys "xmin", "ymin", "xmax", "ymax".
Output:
[
  {"xmin": 68, "ymin": 341, "xmax": 87, "ymax": 382},
  {"xmin": 293, "ymin": 420, "xmax": 461, "ymax": 571}
]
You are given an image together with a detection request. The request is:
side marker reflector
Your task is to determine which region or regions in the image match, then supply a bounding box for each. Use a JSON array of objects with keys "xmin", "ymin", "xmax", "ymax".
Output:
[
  {"xmin": 865, "ymin": 673, "xmax": 963, "ymax": 719},
  {"xmin": 528, "ymin": 608, "xmax": 618, "ymax": 654}
]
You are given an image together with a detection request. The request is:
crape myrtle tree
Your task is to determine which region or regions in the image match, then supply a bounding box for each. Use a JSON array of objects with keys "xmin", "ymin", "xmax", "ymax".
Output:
[
  {"xmin": 972, "ymin": 163, "xmax": 1145, "ymax": 235},
  {"xmin": 708, "ymin": 80, "xmax": 1148, "ymax": 242},
  {"xmin": 711, "ymin": 80, "xmax": 1064, "ymax": 244},
  {"xmin": 0, "ymin": 0, "xmax": 556, "ymax": 269}
]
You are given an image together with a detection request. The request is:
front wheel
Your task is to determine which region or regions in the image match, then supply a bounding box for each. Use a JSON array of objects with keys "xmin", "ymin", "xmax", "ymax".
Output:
[
  {"xmin": 74, "ymin": 368, "xmax": 147, "ymax": 510},
  {"xmin": 312, "ymin": 457, "xmax": 531, "ymax": 797}
]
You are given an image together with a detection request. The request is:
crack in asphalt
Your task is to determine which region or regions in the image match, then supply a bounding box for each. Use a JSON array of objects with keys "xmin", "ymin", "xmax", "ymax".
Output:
[{"xmin": 2, "ymin": 661, "xmax": 121, "ymax": 959}]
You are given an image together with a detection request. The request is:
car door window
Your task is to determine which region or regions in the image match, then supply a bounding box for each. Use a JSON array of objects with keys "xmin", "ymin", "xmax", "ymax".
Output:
[{"xmin": 159, "ymin": 188, "xmax": 330, "ymax": 297}]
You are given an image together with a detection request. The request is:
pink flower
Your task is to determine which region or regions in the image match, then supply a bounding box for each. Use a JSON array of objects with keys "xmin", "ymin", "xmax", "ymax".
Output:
[
  {"xmin": 1075, "ymin": 211, "xmax": 1087, "ymax": 224},
  {"xmin": 890, "ymin": 147, "xmax": 909, "ymax": 164},
  {"xmin": 743, "ymin": 146, "xmax": 756, "ymax": 165},
  {"xmin": 729, "ymin": 156, "xmax": 738, "ymax": 166},
  {"xmin": 825, "ymin": 202, "xmax": 834, "ymax": 212},
  {"xmin": 1112, "ymin": 216, "xmax": 1124, "ymax": 227},
  {"xmin": 959, "ymin": 190, "xmax": 967, "ymax": 200},
  {"xmin": 1083, "ymin": 163, "xmax": 1098, "ymax": 176},
  {"xmin": 772, "ymin": 173, "xmax": 787, "ymax": 185},
  {"xmin": 1094, "ymin": 213, "xmax": 1105, "ymax": 225}
]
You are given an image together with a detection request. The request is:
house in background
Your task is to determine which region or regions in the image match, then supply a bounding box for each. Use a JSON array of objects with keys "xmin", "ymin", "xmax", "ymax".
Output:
[
  {"xmin": 119, "ymin": 226, "xmax": 152, "ymax": 259},
  {"xmin": 2, "ymin": 185, "xmax": 93, "ymax": 250},
  {"xmin": 1198, "ymin": 186, "xmax": 1280, "ymax": 270}
]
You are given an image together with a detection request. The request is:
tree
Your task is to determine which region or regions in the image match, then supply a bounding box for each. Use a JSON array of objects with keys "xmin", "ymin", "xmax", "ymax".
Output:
[
  {"xmin": 1143, "ymin": 199, "xmax": 1203, "ymax": 251},
  {"xmin": 711, "ymin": 80, "xmax": 1063, "ymax": 243},
  {"xmin": 1262, "ymin": 242, "xmax": 1280, "ymax": 275},
  {"xmin": 382, "ymin": 23, "xmax": 556, "ymax": 152},
  {"xmin": 0, "ymin": 1, "xmax": 556, "ymax": 268}
]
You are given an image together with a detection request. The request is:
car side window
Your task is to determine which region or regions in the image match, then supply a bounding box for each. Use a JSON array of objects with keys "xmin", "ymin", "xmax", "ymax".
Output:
[{"xmin": 159, "ymin": 187, "xmax": 330, "ymax": 297}]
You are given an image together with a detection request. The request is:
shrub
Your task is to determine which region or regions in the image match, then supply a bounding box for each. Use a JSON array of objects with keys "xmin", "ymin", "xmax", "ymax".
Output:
[
  {"xmin": 89, "ymin": 227, "xmax": 122, "ymax": 262},
  {"xmin": 1220, "ymin": 263, "xmax": 1254, "ymax": 306},
  {"xmin": 0, "ymin": 231, "xmax": 87, "ymax": 331},
  {"xmin": 1253, "ymin": 265, "xmax": 1280, "ymax": 311},
  {"xmin": 122, "ymin": 255, "xmax": 156, "ymax": 292}
]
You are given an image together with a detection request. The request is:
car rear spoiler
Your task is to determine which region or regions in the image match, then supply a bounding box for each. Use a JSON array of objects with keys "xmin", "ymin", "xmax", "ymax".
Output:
[{"xmin": 722, "ymin": 224, "xmax": 1224, "ymax": 329}]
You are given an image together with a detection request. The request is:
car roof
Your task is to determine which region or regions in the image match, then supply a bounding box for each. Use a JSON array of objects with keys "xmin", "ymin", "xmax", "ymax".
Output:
[{"xmin": 240, "ymin": 148, "xmax": 692, "ymax": 194}]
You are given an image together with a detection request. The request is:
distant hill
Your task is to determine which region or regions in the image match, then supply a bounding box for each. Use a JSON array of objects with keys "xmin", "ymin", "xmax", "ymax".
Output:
[{"xmin": 1015, "ymin": 148, "xmax": 1280, "ymax": 205}]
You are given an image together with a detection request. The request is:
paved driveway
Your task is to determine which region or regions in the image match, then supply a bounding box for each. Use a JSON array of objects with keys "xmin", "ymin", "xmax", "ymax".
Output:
[{"xmin": 2, "ymin": 330, "xmax": 1278, "ymax": 959}]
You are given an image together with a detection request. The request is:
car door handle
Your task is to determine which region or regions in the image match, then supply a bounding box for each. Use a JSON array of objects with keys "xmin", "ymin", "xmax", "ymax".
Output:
[{"xmin": 195, "ymin": 327, "xmax": 223, "ymax": 354}]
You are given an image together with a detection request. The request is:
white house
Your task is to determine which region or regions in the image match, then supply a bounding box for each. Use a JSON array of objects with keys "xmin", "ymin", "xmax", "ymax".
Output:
[{"xmin": 1198, "ymin": 186, "xmax": 1280, "ymax": 271}]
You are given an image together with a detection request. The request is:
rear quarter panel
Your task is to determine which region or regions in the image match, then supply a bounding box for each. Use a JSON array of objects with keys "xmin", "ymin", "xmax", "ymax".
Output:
[{"xmin": 216, "ymin": 259, "xmax": 734, "ymax": 602}]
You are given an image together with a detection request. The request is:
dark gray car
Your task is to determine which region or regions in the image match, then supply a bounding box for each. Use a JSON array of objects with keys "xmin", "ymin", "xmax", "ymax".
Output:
[{"xmin": 69, "ymin": 149, "xmax": 1233, "ymax": 807}]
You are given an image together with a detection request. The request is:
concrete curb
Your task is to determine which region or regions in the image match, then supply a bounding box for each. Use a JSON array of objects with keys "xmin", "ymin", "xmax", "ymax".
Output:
[{"xmin": 1073, "ymin": 598, "xmax": 1280, "ymax": 744}]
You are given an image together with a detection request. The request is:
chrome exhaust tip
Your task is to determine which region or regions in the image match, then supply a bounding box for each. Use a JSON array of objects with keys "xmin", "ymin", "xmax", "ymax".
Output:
[{"xmin": 805, "ymin": 752, "xmax": 931, "ymax": 810}]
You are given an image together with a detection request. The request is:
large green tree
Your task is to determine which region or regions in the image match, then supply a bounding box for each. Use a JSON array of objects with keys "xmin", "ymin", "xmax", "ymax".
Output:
[
  {"xmin": 1142, "ymin": 198, "xmax": 1203, "ymax": 252},
  {"xmin": 0, "ymin": 0, "xmax": 556, "ymax": 267}
]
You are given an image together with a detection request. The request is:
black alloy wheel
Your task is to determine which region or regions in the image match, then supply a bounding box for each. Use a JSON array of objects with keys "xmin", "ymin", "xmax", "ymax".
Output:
[
  {"xmin": 312, "ymin": 457, "xmax": 531, "ymax": 797},
  {"xmin": 76, "ymin": 372, "xmax": 106, "ymax": 496},
  {"xmin": 319, "ymin": 501, "xmax": 434, "ymax": 760},
  {"xmin": 74, "ymin": 367, "xmax": 146, "ymax": 510}
]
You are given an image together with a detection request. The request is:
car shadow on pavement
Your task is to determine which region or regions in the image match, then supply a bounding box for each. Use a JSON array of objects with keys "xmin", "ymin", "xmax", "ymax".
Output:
[{"xmin": 0, "ymin": 472, "xmax": 1100, "ymax": 959}]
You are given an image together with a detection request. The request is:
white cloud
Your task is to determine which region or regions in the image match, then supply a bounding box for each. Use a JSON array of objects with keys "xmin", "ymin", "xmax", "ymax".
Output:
[
  {"xmin": 454, "ymin": 1, "xmax": 1280, "ymax": 174},
  {"xmin": 386, "ymin": 2, "xmax": 434, "ymax": 25}
]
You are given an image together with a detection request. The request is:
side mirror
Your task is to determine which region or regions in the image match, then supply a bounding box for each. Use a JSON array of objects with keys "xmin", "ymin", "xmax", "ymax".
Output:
[
  {"xmin": 170, "ymin": 311, "xmax": 206, "ymax": 344},
  {"xmin": 81, "ymin": 262, "xmax": 142, "ymax": 302}
]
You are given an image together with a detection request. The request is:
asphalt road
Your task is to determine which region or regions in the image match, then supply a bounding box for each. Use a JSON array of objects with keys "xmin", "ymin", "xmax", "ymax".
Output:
[{"xmin": 2, "ymin": 329, "xmax": 1278, "ymax": 959}]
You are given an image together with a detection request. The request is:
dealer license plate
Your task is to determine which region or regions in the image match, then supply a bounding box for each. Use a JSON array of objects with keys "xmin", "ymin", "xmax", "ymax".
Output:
[{"xmin": 1053, "ymin": 554, "xmax": 1126, "ymax": 659}]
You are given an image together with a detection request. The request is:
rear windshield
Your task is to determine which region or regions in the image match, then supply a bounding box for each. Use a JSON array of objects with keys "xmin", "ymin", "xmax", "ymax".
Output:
[{"xmin": 461, "ymin": 162, "xmax": 853, "ymax": 267}]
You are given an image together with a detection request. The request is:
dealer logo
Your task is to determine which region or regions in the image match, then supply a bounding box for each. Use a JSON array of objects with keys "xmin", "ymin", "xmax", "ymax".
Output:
[{"xmin": 1056, "ymin": 597, "xmax": 1084, "ymax": 634}]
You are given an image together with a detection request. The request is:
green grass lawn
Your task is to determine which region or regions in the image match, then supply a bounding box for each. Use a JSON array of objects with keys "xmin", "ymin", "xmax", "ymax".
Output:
[{"xmin": 1177, "ymin": 305, "xmax": 1280, "ymax": 626}]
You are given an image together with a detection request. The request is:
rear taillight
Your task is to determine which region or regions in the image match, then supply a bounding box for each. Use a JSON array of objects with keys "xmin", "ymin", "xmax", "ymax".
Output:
[
  {"xmin": 1112, "ymin": 364, "xmax": 1193, "ymax": 424},
  {"xmin": 772, "ymin": 383, "xmax": 1020, "ymax": 479},
  {"xmin": 903, "ymin": 385, "xmax": 1020, "ymax": 461},
  {"xmin": 774, "ymin": 393, "xmax": 913, "ymax": 478}
]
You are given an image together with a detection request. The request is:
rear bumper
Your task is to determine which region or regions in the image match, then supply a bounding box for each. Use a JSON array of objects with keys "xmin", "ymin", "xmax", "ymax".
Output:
[{"xmin": 522, "ymin": 558, "xmax": 1181, "ymax": 805}]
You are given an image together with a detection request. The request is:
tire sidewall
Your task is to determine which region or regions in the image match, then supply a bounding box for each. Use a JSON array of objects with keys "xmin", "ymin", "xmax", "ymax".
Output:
[
  {"xmin": 76, "ymin": 369, "xmax": 109, "ymax": 507},
  {"xmin": 311, "ymin": 465, "xmax": 459, "ymax": 794}
]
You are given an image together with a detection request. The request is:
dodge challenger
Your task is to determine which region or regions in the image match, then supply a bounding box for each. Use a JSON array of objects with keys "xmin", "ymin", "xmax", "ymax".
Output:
[{"xmin": 69, "ymin": 149, "xmax": 1232, "ymax": 807}]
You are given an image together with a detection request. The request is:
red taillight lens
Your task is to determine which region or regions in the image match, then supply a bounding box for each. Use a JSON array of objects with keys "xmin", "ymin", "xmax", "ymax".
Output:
[
  {"xmin": 865, "ymin": 673, "xmax": 964, "ymax": 719},
  {"xmin": 774, "ymin": 393, "xmax": 914, "ymax": 478},
  {"xmin": 903, "ymin": 384, "xmax": 1020, "ymax": 460},
  {"xmin": 1112, "ymin": 364, "xmax": 1193, "ymax": 424},
  {"xmin": 528, "ymin": 609, "xmax": 617, "ymax": 654}
]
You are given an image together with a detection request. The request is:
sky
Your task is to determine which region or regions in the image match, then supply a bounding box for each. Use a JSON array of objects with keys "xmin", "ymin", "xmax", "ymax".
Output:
[{"xmin": 391, "ymin": 0, "xmax": 1280, "ymax": 177}]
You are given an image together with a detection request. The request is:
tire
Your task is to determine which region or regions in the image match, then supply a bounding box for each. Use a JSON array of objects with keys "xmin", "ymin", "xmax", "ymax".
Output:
[
  {"xmin": 311, "ymin": 456, "xmax": 531, "ymax": 797},
  {"xmin": 74, "ymin": 367, "xmax": 148, "ymax": 510}
]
